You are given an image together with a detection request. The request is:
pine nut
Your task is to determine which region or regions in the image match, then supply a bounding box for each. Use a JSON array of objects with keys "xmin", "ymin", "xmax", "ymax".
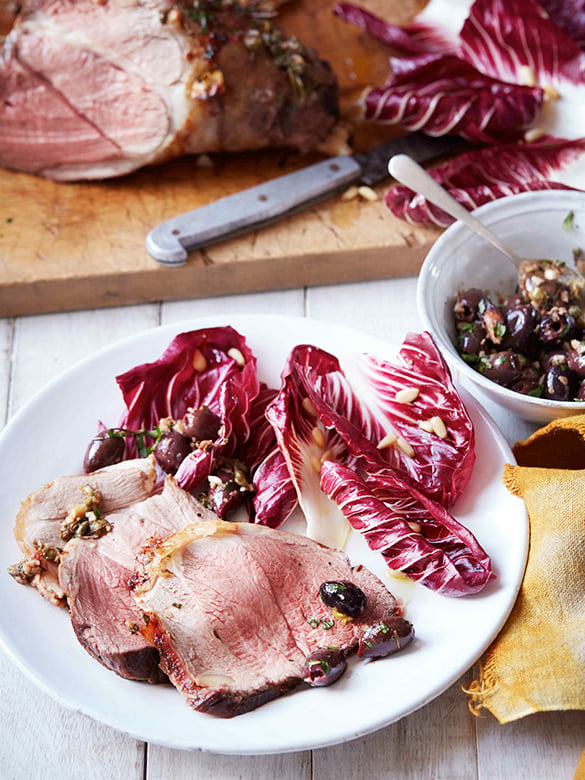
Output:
[
  {"xmin": 302, "ymin": 397, "xmax": 318, "ymax": 417},
  {"xmin": 524, "ymin": 128, "xmax": 545, "ymax": 143},
  {"xmin": 192, "ymin": 349, "xmax": 207, "ymax": 372},
  {"xmin": 320, "ymin": 448, "xmax": 334, "ymax": 464},
  {"xmin": 519, "ymin": 65, "xmax": 537, "ymax": 86},
  {"xmin": 407, "ymin": 521, "xmax": 421, "ymax": 533},
  {"xmin": 418, "ymin": 419, "xmax": 435, "ymax": 433},
  {"xmin": 227, "ymin": 347, "xmax": 246, "ymax": 366},
  {"xmin": 377, "ymin": 431, "xmax": 398, "ymax": 449},
  {"xmin": 543, "ymin": 84, "xmax": 560, "ymax": 100},
  {"xmin": 396, "ymin": 436, "xmax": 415, "ymax": 457},
  {"xmin": 430, "ymin": 415, "xmax": 448, "ymax": 440},
  {"xmin": 341, "ymin": 185, "xmax": 358, "ymax": 202},
  {"xmin": 395, "ymin": 387, "xmax": 419, "ymax": 404},
  {"xmin": 309, "ymin": 455, "xmax": 322, "ymax": 474},
  {"xmin": 357, "ymin": 185, "xmax": 378, "ymax": 202},
  {"xmin": 311, "ymin": 426, "xmax": 326, "ymax": 448}
]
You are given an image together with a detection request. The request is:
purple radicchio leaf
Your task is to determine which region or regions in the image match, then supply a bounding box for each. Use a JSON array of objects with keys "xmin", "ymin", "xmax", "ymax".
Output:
[
  {"xmin": 265, "ymin": 345, "xmax": 358, "ymax": 548},
  {"xmin": 333, "ymin": 3, "xmax": 456, "ymax": 56},
  {"xmin": 116, "ymin": 327, "xmax": 259, "ymax": 483},
  {"xmin": 320, "ymin": 461, "xmax": 493, "ymax": 597},
  {"xmin": 539, "ymin": 0, "xmax": 585, "ymax": 50},
  {"xmin": 312, "ymin": 331, "xmax": 476, "ymax": 508},
  {"xmin": 266, "ymin": 332, "xmax": 475, "ymax": 547},
  {"xmin": 386, "ymin": 137, "xmax": 585, "ymax": 227},
  {"xmin": 364, "ymin": 53, "xmax": 543, "ymax": 144},
  {"xmin": 244, "ymin": 382, "xmax": 298, "ymax": 528}
]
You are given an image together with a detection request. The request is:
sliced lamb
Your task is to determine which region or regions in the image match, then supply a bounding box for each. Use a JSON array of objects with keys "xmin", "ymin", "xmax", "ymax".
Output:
[
  {"xmin": 132, "ymin": 517, "xmax": 402, "ymax": 717},
  {"xmin": 58, "ymin": 477, "xmax": 221, "ymax": 683},
  {"xmin": 11, "ymin": 457, "xmax": 158, "ymax": 605},
  {"xmin": 0, "ymin": 0, "xmax": 339, "ymax": 180}
]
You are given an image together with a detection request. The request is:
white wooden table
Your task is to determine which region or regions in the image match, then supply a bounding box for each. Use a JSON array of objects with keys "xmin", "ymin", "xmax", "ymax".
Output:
[{"xmin": 1, "ymin": 277, "xmax": 584, "ymax": 779}]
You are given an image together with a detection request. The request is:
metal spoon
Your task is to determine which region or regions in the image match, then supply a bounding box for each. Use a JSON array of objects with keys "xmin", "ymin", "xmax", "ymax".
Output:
[{"xmin": 387, "ymin": 153, "xmax": 584, "ymax": 289}]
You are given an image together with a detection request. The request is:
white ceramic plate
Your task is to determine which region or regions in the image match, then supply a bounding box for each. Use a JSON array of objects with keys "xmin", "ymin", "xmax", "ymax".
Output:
[{"xmin": 0, "ymin": 315, "xmax": 528, "ymax": 754}]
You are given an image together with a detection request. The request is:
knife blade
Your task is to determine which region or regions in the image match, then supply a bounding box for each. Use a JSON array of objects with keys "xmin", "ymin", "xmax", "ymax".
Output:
[{"xmin": 146, "ymin": 133, "xmax": 466, "ymax": 267}]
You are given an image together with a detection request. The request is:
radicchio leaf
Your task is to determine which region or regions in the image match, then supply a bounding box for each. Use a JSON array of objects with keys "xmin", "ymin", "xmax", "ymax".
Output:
[
  {"xmin": 539, "ymin": 0, "xmax": 585, "ymax": 50},
  {"xmin": 364, "ymin": 53, "xmax": 543, "ymax": 144},
  {"xmin": 333, "ymin": 3, "xmax": 455, "ymax": 56},
  {"xmin": 244, "ymin": 382, "xmax": 298, "ymax": 528},
  {"xmin": 320, "ymin": 462, "xmax": 493, "ymax": 596},
  {"xmin": 386, "ymin": 138, "xmax": 585, "ymax": 227},
  {"xmin": 339, "ymin": 0, "xmax": 585, "ymax": 224},
  {"xmin": 266, "ymin": 332, "xmax": 475, "ymax": 548},
  {"xmin": 265, "ymin": 346, "xmax": 357, "ymax": 548}
]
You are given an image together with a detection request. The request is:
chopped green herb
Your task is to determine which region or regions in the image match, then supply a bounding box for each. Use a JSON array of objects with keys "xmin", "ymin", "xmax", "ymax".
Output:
[
  {"xmin": 172, "ymin": 602, "xmax": 183, "ymax": 609},
  {"xmin": 143, "ymin": 614, "xmax": 151, "ymax": 626},
  {"xmin": 320, "ymin": 619, "xmax": 334, "ymax": 630},
  {"xmin": 307, "ymin": 617, "xmax": 320, "ymax": 628},
  {"xmin": 563, "ymin": 211, "xmax": 575, "ymax": 231}
]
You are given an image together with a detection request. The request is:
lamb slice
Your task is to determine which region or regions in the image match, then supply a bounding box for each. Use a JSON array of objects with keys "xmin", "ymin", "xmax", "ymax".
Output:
[
  {"xmin": 0, "ymin": 0, "xmax": 339, "ymax": 181},
  {"xmin": 11, "ymin": 458, "xmax": 157, "ymax": 605},
  {"xmin": 58, "ymin": 477, "xmax": 220, "ymax": 683},
  {"xmin": 132, "ymin": 519, "xmax": 399, "ymax": 717}
]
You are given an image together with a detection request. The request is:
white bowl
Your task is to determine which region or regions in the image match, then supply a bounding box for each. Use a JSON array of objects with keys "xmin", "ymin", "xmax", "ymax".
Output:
[{"xmin": 417, "ymin": 189, "xmax": 585, "ymax": 424}]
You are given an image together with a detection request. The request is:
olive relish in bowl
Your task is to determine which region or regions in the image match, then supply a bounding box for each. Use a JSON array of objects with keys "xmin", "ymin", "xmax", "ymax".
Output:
[{"xmin": 454, "ymin": 259, "xmax": 585, "ymax": 402}]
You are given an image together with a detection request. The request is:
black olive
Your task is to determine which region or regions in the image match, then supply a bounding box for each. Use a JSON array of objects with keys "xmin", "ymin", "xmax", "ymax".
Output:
[
  {"xmin": 542, "ymin": 349, "xmax": 568, "ymax": 372},
  {"xmin": 537, "ymin": 308, "xmax": 575, "ymax": 344},
  {"xmin": 453, "ymin": 289, "xmax": 487, "ymax": 322},
  {"xmin": 503, "ymin": 293, "xmax": 525, "ymax": 312},
  {"xmin": 304, "ymin": 648, "xmax": 347, "ymax": 687},
  {"xmin": 567, "ymin": 345, "xmax": 585, "ymax": 378},
  {"xmin": 358, "ymin": 616, "xmax": 415, "ymax": 659},
  {"xmin": 478, "ymin": 351, "xmax": 523, "ymax": 387},
  {"xmin": 206, "ymin": 477, "xmax": 243, "ymax": 518},
  {"xmin": 542, "ymin": 364, "xmax": 575, "ymax": 401},
  {"xmin": 180, "ymin": 406, "xmax": 222, "ymax": 442},
  {"xmin": 503, "ymin": 304, "xmax": 538, "ymax": 355},
  {"xmin": 456, "ymin": 322, "xmax": 486, "ymax": 358},
  {"xmin": 154, "ymin": 429, "xmax": 192, "ymax": 474},
  {"xmin": 319, "ymin": 581, "xmax": 367, "ymax": 619},
  {"xmin": 84, "ymin": 430, "xmax": 126, "ymax": 473},
  {"xmin": 478, "ymin": 298, "xmax": 506, "ymax": 344}
]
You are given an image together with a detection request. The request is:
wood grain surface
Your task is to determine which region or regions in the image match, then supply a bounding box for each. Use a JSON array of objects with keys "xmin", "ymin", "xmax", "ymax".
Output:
[{"xmin": 0, "ymin": 0, "xmax": 442, "ymax": 317}]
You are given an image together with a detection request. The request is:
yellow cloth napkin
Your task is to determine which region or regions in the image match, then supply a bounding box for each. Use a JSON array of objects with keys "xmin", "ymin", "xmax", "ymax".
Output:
[{"xmin": 466, "ymin": 415, "xmax": 585, "ymax": 725}]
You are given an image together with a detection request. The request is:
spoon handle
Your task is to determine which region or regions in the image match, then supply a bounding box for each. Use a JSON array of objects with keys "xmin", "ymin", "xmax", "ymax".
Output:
[{"xmin": 388, "ymin": 154, "xmax": 520, "ymax": 264}]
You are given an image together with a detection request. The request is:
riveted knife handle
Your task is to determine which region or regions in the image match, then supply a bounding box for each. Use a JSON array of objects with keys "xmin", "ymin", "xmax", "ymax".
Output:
[{"xmin": 146, "ymin": 156, "xmax": 362, "ymax": 266}]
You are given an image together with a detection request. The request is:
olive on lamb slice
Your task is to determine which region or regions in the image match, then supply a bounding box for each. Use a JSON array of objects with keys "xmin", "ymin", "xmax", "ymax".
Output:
[
  {"xmin": 319, "ymin": 581, "xmax": 367, "ymax": 620},
  {"xmin": 358, "ymin": 616, "xmax": 415, "ymax": 660},
  {"xmin": 303, "ymin": 648, "xmax": 347, "ymax": 687},
  {"xmin": 154, "ymin": 429, "xmax": 192, "ymax": 474},
  {"xmin": 84, "ymin": 430, "xmax": 126, "ymax": 473}
]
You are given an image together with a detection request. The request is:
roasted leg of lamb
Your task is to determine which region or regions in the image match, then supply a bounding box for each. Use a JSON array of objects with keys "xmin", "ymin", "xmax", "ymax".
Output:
[{"xmin": 0, "ymin": 0, "xmax": 339, "ymax": 181}]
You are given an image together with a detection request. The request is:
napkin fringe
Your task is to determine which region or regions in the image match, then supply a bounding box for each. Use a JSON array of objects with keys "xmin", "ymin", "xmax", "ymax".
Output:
[{"xmin": 462, "ymin": 660, "xmax": 495, "ymax": 716}]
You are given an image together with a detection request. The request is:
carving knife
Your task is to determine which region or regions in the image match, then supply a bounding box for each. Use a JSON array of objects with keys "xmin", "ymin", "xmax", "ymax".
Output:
[{"xmin": 146, "ymin": 133, "xmax": 466, "ymax": 267}]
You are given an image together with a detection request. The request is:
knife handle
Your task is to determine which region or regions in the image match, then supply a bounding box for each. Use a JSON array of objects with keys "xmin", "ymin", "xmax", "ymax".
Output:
[{"xmin": 146, "ymin": 155, "xmax": 362, "ymax": 266}]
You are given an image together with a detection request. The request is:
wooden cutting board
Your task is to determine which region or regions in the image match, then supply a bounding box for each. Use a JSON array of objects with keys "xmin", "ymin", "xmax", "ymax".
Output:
[{"xmin": 0, "ymin": 0, "xmax": 441, "ymax": 317}]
